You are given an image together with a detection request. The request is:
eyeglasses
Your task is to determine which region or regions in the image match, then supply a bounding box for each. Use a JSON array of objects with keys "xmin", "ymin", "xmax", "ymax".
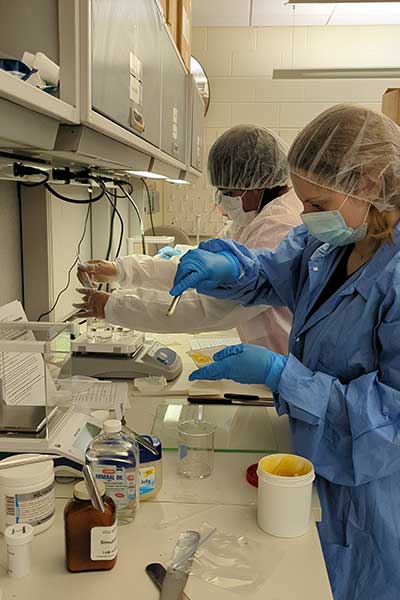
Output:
[{"xmin": 216, "ymin": 189, "xmax": 244, "ymax": 197}]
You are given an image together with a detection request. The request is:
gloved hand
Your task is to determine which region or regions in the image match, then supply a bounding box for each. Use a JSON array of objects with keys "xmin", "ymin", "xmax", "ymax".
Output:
[
  {"xmin": 73, "ymin": 288, "xmax": 111, "ymax": 319},
  {"xmin": 188, "ymin": 343, "xmax": 287, "ymax": 393},
  {"xmin": 77, "ymin": 260, "xmax": 118, "ymax": 286},
  {"xmin": 156, "ymin": 246, "xmax": 182, "ymax": 260},
  {"xmin": 170, "ymin": 248, "xmax": 241, "ymax": 296}
]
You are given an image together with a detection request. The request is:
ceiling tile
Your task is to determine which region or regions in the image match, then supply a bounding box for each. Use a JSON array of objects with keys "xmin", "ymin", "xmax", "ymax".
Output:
[
  {"xmin": 330, "ymin": 2, "xmax": 400, "ymax": 25},
  {"xmin": 193, "ymin": 0, "xmax": 400, "ymax": 27},
  {"xmin": 281, "ymin": 3, "xmax": 336, "ymax": 16},
  {"xmin": 253, "ymin": 13, "xmax": 331, "ymax": 26},
  {"xmin": 332, "ymin": 3, "xmax": 400, "ymax": 17},
  {"xmin": 192, "ymin": 0, "xmax": 251, "ymax": 27},
  {"xmin": 252, "ymin": 0, "xmax": 335, "ymax": 26},
  {"xmin": 330, "ymin": 14, "xmax": 400, "ymax": 25}
]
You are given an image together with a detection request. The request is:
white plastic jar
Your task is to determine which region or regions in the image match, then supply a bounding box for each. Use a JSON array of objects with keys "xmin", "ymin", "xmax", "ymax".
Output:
[
  {"xmin": 257, "ymin": 453, "xmax": 315, "ymax": 538},
  {"xmin": 0, "ymin": 454, "xmax": 55, "ymax": 534}
]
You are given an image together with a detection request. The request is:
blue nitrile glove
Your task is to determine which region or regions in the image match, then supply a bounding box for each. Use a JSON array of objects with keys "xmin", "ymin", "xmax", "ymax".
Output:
[
  {"xmin": 170, "ymin": 248, "xmax": 241, "ymax": 296},
  {"xmin": 156, "ymin": 246, "xmax": 182, "ymax": 259},
  {"xmin": 188, "ymin": 343, "xmax": 288, "ymax": 393}
]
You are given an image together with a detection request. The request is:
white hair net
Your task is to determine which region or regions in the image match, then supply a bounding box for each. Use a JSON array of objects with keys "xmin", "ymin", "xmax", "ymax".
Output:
[
  {"xmin": 208, "ymin": 124, "xmax": 289, "ymax": 190},
  {"xmin": 288, "ymin": 103, "xmax": 400, "ymax": 211}
]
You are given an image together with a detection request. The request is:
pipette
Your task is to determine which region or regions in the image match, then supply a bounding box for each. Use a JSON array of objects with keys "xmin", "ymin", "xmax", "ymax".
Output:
[
  {"xmin": 82, "ymin": 464, "xmax": 105, "ymax": 512},
  {"xmin": 166, "ymin": 294, "xmax": 182, "ymax": 317},
  {"xmin": 121, "ymin": 417, "xmax": 158, "ymax": 456},
  {"xmin": 77, "ymin": 255, "xmax": 94, "ymax": 288},
  {"xmin": 0, "ymin": 455, "xmax": 60, "ymax": 469}
]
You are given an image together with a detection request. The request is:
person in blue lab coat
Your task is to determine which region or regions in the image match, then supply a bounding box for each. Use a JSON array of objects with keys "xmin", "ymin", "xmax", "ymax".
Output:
[{"xmin": 169, "ymin": 104, "xmax": 400, "ymax": 600}]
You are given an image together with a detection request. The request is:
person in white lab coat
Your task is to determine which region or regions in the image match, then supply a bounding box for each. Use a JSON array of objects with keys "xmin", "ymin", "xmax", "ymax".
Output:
[{"xmin": 75, "ymin": 125, "xmax": 303, "ymax": 353}]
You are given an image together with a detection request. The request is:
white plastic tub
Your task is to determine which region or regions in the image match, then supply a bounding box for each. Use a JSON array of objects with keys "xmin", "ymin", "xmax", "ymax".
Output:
[
  {"xmin": 0, "ymin": 455, "xmax": 55, "ymax": 535},
  {"xmin": 257, "ymin": 453, "xmax": 315, "ymax": 538}
]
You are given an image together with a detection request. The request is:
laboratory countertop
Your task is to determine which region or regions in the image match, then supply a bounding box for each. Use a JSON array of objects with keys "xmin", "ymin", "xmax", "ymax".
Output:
[
  {"xmin": 137, "ymin": 331, "xmax": 273, "ymax": 399},
  {"xmin": 0, "ymin": 331, "xmax": 332, "ymax": 599},
  {"xmin": 55, "ymin": 451, "xmax": 322, "ymax": 520},
  {"xmin": 0, "ymin": 499, "xmax": 331, "ymax": 600}
]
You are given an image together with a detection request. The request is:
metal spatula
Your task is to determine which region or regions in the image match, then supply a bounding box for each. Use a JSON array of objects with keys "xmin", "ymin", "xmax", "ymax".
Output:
[{"xmin": 160, "ymin": 531, "xmax": 200, "ymax": 600}]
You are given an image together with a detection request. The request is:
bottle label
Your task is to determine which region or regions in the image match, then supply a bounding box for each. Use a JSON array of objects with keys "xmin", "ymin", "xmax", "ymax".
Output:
[
  {"xmin": 140, "ymin": 466, "xmax": 156, "ymax": 495},
  {"xmin": 90, "ymin": 520, "xmax": 118, "ymax": 561},
  {"xmin": 5, "ymin": 482, "xmax": 55, "ymax": 528},
  {"xmin": 93, "ymin": 464, "xmax": 137, "ymax": 508}
]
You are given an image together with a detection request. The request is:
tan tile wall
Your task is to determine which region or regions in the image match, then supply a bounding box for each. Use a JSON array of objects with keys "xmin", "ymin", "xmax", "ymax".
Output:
[{"xmin": 162, "ymin": 25, "xmax": 400, "ymax": 237}]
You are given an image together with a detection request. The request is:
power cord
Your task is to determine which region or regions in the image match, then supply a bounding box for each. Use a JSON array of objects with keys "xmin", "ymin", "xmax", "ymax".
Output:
[
  {"xmin": 141, "ymin": 177, "xmax": 156, "ymax": 236},
  {"xmin": 16, "ymin": 183, "xmax": 25, "ymax": 307},
  {"xmin": 44, "ymin": 180, "xmax": 105, "ymax": 203},
  {"xmin": 15, "ymin": 163, "xmax": 106, "ymax": 202},
  {"xmin": 18, "ymin": 166, "xmax": 129, "ymax": 317},
  {"xmin": 37, "ymin": 204, "xmax": 91, "ymax": 321},
  {"xmin": 101, "ymin": 185, "xmax": 124, "ymax": 260},
  {"xmin": 112, "ymin": 179, "xmax": 134, "ymax": 198},
  {"xmin": 116, "ymin": 182, "xmax": 146, "ymax": 254},
  {"xmin": 91, "ymin": 179, "xmax": 125, "ymax": 292},
  {"xmin": 104, "ymin": 191, "xmax": 117, "ymax": 262},
  {"xmin": 91, "ymin": 174, "xmax": 133, "ymax": 198},
  {"xmin": 14, "ymin": 163, "xmax": 50, "ymax": 187},
  {"xmin": 20, "ymin": 173, "xmax": 50, "ymax": 187},
  {"xmin": 112, "ymin": 189, "xmax": 124, "ymax": 259}
]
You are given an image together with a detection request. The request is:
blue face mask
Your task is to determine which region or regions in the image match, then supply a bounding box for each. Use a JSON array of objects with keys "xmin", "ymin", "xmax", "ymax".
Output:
[{"xmin": 301, "ymin": 197, "xmax": 370, "ymax": 246}]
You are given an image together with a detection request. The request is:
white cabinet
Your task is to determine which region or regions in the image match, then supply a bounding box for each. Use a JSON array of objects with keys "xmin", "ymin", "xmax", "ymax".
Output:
[
  {"xmin": 91, "ymin": 0, "xmax": 163, "ymax": 149},
  {"xmin": 0, "ymin": 98, "xmax": 59, "ymax": 151},
  {"xmin": 80, "ymin": 0, "xmax": 192, "ymax": 173},
  {"xmin": 0, "ymin": 0, "xmax": 204, "ymax": 176},
  {"xmin": 0, "ymin": 0, "xmax": 79, "ymax": 128},
  {"xmin": 160, "ymin": 27, "xmax": 187, "ymax": 164}
]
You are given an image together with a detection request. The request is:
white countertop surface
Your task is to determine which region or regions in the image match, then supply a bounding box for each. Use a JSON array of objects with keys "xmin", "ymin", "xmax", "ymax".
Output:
[
  {"xmin": 0, "ymin": 499, "xmax": 331, "ymax": 600},
  {"xmin": 0, "ymin": 331, "xmax": 332, "ymax": 599}
]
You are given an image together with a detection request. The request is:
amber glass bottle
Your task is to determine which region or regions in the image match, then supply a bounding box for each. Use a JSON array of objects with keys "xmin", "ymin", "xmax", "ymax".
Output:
[{"xmin": 64, "ymin": 480, "xmax": 117, "ymax": 573}]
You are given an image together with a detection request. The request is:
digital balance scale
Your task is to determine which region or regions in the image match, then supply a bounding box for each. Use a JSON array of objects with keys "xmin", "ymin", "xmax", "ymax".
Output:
[
  {"xmin": 70, "ymin": 331, "xmax": 183, "ymax": 381},
  {"xmin": 0, "ymin": 406, "xmax": 103, "ymax": 477}
]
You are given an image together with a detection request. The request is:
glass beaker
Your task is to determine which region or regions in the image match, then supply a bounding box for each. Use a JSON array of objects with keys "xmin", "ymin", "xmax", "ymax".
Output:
[
  {"xmin": 113, "ymin": 326, "xmax": 133, "ymax": 343},
  {"xmin": 177, "ymin": 419, "xmax": 216, "ymax": 479},
  {"xmin": 86, "ymin": 318, "xmax": 113, "ymax": 343}
]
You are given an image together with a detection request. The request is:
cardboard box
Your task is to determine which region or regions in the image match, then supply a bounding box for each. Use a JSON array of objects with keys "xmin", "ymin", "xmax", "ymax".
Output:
[
  {"xmin": 177, "ymin": 0, "xmax": 192, "ymax": 71},
  {"xmin": 382, "ymin": 88, "xmax": 400, "ymax": 125},
  {"xmin": 166, "ymin": 0, "xmax": 178, "ymax": 44},
  {"xmin": 158, "ymin": 0, "xmax": 167, "ymax": 19}
]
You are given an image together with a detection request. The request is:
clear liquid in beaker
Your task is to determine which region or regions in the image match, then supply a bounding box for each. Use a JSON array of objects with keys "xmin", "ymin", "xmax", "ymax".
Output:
[{"xmin": 177, "ymin": 419, "xmax": 216, "ymax": 479}]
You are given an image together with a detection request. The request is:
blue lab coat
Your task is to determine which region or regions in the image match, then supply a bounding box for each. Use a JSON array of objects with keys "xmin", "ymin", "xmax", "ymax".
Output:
[{"xmin": 198, "ymin": 224, "xmax": 400, "ymax": 600}]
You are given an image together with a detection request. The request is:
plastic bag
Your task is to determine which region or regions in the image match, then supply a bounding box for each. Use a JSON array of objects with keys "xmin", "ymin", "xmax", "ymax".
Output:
[{"xmin": 191, "ymin": 523, "xmax": 278, "ymax": 594}]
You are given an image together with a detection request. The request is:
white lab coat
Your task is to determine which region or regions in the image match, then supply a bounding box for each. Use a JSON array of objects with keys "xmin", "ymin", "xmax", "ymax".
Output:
[{"xmin": 105, "ymin": 189, "xmax": 303, "ymax": 354}]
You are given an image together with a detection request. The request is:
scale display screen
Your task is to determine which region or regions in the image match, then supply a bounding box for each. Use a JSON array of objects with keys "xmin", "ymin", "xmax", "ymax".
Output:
[{"xmin": 72, "ymin": 422, "xmax": 102, "ymax": 452}]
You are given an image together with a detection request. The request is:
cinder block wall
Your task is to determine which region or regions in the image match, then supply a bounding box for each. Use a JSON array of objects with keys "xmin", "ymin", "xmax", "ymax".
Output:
[{"xmin": 163, "ymin": 25, "xmax": 400, "ymax": 237}]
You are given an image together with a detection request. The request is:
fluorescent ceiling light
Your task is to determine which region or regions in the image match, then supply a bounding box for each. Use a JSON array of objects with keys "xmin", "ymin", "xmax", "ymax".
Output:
[
  {"xmin": 273, "ymin": 67, "xmax": 400, "ymax": 79},
  {"xmin": 126, "ymin": 170, "xmax": 166, "ymax": 179},
  {"xmin": 165, "ymin": 178, "xmax": 191, "ymax": 185}
]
